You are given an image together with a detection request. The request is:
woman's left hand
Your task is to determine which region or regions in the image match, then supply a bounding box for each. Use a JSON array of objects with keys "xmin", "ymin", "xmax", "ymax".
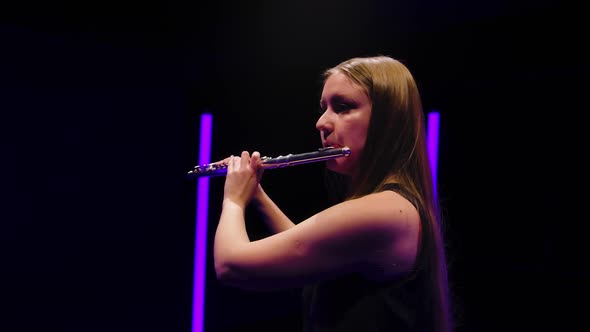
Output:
[{"xmin": 223, "ymin": 151, "xmax": 264, "ymax": 208}]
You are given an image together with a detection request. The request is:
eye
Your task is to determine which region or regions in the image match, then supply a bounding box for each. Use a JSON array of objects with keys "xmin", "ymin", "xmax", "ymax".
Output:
[{"xmin": 333, "ymin": 103, "xmax": 352, "ymax": 113}]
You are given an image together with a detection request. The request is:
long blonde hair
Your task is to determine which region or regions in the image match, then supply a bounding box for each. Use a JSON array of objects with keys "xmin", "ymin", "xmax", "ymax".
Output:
[{"xmin": 324, "ymin": 56, "xmax": 453, "ymax": 332}]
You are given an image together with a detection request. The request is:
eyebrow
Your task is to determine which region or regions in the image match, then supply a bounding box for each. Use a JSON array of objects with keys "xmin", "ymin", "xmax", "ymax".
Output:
[{"xmin": 320, "ymin": 94, "xmax": 357, "ymax": 106}]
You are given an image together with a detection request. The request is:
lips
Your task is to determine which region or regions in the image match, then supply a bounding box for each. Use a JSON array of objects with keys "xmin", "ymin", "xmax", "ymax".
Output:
[{"xmin": 324, "ymin": 142, "xmax": 342, "ymax": 148}]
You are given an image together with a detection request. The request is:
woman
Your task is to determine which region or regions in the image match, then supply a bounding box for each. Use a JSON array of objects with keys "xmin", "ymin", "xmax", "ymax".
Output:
[{"xmin": 214, "ymin": 55, "xmax": 453, "ymax": 332}]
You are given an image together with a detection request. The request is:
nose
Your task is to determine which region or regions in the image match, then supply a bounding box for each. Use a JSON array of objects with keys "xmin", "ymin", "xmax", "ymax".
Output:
[
  {"xmin": 315, "ymin": 110, "xmax": 333, "ymax": 135},
  {"xmin": 315, "ymin": 111, "xmax": 334, "ymax": 142}
]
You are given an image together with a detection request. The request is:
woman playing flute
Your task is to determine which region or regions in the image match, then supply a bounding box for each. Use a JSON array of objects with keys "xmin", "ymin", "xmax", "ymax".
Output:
[{"xmin": 213, "ymin": 55, "xmax": 454, "ymax": 332}]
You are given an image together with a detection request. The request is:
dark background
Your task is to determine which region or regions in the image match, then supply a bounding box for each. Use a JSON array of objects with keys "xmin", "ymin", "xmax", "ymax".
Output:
[{"xmin": 2, "ymin": 1, "xmax": 588, "ymax": 331}]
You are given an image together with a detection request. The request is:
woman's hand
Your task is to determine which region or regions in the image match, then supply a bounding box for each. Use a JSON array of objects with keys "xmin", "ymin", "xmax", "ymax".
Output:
[{"xmin": 223, "ymin": 151, "xmax": 264, "ymax": 208}]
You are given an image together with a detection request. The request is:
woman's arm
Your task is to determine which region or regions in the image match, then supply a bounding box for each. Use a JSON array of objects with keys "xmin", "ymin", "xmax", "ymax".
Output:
[
  {"xmin": 213, "ymin": 151, "xmax": 420, "ymax": 291},
  {"xmin": 215, "ymin": 192, "xmax": 420, "ymax": 290},
  {"xmin": 210, "ymin": 154, "xmax": 294, "ymax": 234}
]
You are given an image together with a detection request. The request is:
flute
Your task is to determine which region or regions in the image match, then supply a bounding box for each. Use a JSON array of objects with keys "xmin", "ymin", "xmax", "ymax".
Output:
[{"xmin": 187, "ymin": 146, "xmax": 351, "ymax": 178}]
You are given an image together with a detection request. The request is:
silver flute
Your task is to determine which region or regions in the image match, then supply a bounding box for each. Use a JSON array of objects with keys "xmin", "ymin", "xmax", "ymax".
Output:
[{"xmin": 187, "ymin": 146, "xmax": 351, "ymax": 178}]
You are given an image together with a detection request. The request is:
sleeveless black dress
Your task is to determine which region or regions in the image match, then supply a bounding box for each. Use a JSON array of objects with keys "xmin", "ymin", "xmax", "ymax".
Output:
[{"xmin": 301, "ymin": 183, "xmax": 433, "ymax": 332}]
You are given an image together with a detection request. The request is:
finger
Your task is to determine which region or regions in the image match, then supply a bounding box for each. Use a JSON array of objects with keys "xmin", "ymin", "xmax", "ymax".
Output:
[
  {"xmin": 214, "ymin": 155, "xmax": 232, "ymax": 165},
  {"xmin": 229, "ymin": 155, "xmax": 239, "ymax": 172},
  {"xmin": 251, "ymin": 151, "xmax": 261, "ymax": 168},
  {"xmin": 227, "ymin": 155, "xmax": 235, "ymax": 171},
  {"xmin": 240, "ymin": 151, "xmax": 250, "ymax": 169},
  {"xmin": 252, "ymin": 151, "xmax": 265, "ymax": 178}
]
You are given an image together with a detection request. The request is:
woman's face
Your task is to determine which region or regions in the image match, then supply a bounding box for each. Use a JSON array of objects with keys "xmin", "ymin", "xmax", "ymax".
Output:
[{"xmin": 316, "ymin": 71, "xmax": 372, "ymax": 175}]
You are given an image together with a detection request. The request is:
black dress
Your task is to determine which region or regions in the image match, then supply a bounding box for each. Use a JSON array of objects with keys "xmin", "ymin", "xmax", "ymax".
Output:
[{"xmin": 302, "ymin": 183, "xmax": 433, "ymax": 332}]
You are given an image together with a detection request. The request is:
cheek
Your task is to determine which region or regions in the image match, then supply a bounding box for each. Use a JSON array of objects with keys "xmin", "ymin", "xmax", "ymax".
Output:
[
  {"xmin": 348, "ymin": 126, "xmax": 368, "ymax": 153},
  {"xmin": 328, "ymin": 118, "xmax": 369, "ymax": 174},
  {"xmin": 326, "ymin": 146, "xmax": 362, "ymax": 175}
]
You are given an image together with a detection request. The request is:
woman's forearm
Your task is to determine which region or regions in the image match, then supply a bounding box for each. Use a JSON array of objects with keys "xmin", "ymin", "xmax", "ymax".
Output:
[{"xmin": 214, "ymin": 199, "xmax": 250, "ymax": 278}]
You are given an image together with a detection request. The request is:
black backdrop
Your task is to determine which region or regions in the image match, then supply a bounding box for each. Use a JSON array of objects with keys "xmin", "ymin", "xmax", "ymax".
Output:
[{"xmin": 2, "ymin": 1, "xmax": 588, "ymax": 331}]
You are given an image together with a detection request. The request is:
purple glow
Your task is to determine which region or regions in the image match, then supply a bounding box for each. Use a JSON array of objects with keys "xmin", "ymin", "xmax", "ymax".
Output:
[
  {"xmin": 192, "ymin": 113, "xmax": 212, "ymax": 332},
  {"xmin": 427, "ymin": 111, "xmax": 440, "ymax": 193}
]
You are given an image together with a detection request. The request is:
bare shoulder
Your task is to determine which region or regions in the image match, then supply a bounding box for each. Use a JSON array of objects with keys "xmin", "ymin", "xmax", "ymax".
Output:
[
  {"xmin": 300, "ymin": 190, "xmax": 421, "ymax": 278},
  {"xmin": 328, "ymin": 189, "xmax": 420, "ymax": 234},
  {"xmin": 348, "ymin": 191, "xmax": 422, "ymax": 277},
  {"xmin": 299, "ymin": 189, "xmax": 421, "ymax": 259}
]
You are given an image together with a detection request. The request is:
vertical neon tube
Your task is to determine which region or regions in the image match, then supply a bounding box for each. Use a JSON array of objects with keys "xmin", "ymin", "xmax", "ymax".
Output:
[
  {"xmin": 192, "ymin": 113, "xmax": 212, "ymax": 332},
  {"xmin": 427, "ymin": 111, "xmax": 440, "ymax": 195}
]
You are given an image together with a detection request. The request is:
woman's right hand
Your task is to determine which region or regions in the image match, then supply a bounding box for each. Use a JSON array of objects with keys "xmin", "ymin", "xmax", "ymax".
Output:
[
  {"xmin": 214, "ymin": 156, "xmax": 266, "ymax": 206},
  {"xmin": 223, "ymin": 151, "xmax": 264, "ymax": 208}
]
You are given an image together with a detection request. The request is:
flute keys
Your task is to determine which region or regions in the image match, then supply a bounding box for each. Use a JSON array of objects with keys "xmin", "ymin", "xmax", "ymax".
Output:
[{"xmin": 189, "ymin": 163, "xmax": 225, "ymax": 175}]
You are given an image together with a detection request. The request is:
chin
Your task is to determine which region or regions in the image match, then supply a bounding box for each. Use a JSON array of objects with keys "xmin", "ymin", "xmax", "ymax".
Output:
[{"xmin": 326, "ymin": 160, "xmax": 352, "ymax": 175}]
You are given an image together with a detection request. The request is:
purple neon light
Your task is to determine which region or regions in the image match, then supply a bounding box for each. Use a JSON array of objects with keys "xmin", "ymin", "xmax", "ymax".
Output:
[
  {"xmin": 192, "ymin": 113, "xmax": 212, "ymax": 332},
  {"xmin": 427, "ymin": 111, "xmax": 440, "ymax": 193}
]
